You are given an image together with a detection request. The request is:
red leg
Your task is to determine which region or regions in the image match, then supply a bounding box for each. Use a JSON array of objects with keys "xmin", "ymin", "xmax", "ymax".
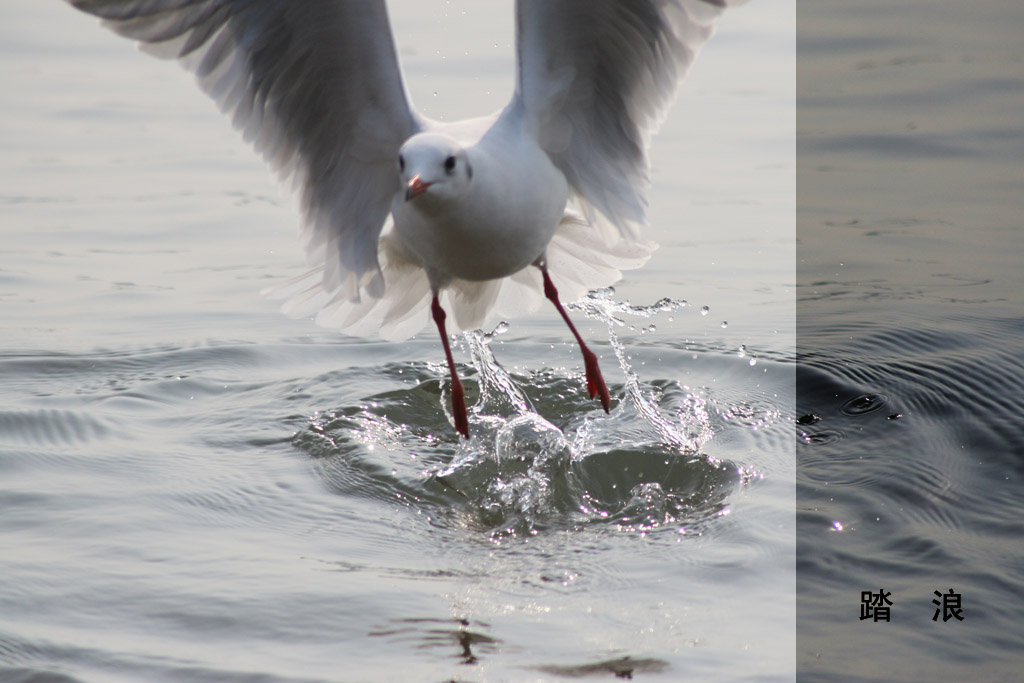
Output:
[
  {"xmin": 540, "ymin": 267, "xmax": 611, "ymax": 413},
  {"xmin": 432, "ymin": 294, "xmax": 469, "ymax": 437}
]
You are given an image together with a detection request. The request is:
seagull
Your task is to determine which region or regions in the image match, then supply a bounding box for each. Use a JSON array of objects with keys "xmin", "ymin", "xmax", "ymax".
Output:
[{"xmin": 69, "ymin": 0, "xmax": 745, "ymax": 438}]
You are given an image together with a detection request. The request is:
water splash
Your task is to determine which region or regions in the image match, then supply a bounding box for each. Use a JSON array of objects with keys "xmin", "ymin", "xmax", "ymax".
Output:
[
  {"xmin": 434, "ymin": 412, "xmax": 577, "ymax": 537},
  {"xmin": 568, "ymin": 287, "xmax": 713, "ymax": 455},
  {"xmin": 464, "ymin": 324, "xmax": 531, "ymax": 418},
  {"xmin": 300, "ymin": 289, "xmax": 748, "ymax": 540},
  {"xmin": 423, "ymin": 289, "xmax": 735, "ymax": 537}
]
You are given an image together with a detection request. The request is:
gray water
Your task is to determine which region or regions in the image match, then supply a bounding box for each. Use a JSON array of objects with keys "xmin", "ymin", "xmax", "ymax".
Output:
[
  {"xmin": 1, "ymin": 1, "xmax": 794, "ymax": 681},
  {"xmin": 798, "ymin": 1, "xmax": 1024, "ymax": 680}
]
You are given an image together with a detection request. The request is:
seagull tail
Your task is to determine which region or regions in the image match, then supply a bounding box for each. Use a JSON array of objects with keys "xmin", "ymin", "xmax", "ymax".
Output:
[
  {"xmin": 443, "ymin": 210, "xmax": 657, "ymax": 333},
  {"xmin": 261, "ymin": 230, "xmax": 434, "ymax": 342},
  {"xmin": 263, "ymin": 210, "xmax": 655, "ymax": 341}
]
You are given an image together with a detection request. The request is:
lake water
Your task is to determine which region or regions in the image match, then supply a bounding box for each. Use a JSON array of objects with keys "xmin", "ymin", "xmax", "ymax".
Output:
[
  {"xmin": 797, "ymin": 1, "xmax": 1024, "ymax": 680},
  {"xmin": 2, "ymin": 1, "xmax": 795, "ymax": 682}
]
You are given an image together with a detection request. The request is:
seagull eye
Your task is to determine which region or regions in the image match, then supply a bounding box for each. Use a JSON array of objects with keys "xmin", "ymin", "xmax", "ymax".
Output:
[
  {"xmin": 398, "ymin": 154, "xmax": 405, "ymax": 172},
  {"xmin": 444, "ymin": 155, "xmax": 457, "ymax": 174}
]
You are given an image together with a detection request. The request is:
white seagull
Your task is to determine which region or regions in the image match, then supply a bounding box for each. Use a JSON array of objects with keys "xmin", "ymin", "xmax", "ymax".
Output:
[{"xmin": 70, "ymin": 0, "xmax": 745, "ymax": 438}]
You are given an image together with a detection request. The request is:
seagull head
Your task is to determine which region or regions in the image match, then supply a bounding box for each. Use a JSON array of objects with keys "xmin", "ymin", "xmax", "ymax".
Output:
[{"xmin": 399, "ymin": 133, "xmax": 473, "ymax": 203}]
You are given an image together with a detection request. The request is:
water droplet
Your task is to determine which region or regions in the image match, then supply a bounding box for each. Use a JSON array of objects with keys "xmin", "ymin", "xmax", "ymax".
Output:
[
  {"xmin": 720, "ymin": 321, "xmax": 728, "ymax": 328},
  {"xmin": 700, "ymin": 306, "xmax": 710, "ymax": 316},
  {"xmin": 832, "ymin": 521, "xmax": 844, "ymax": 532},
  {"xmin": 647, "ymin": 324, "xmax": 656, "ymax": 333},
  {"xmin": 655, "ymin": 297, "xmax": 680, "ymax": 313}
]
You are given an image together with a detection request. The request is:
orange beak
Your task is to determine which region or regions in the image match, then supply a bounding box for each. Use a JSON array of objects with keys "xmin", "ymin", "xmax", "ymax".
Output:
[{"xmin": 405, "ymin": 174, "xmax": 432, "ymax": 201}]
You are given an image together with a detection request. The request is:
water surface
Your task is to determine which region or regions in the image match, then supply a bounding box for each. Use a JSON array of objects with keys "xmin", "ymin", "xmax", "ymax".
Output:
[
  {"xmin": 797, "ymin": 1, "xmax": 1024, "ymax": 680},
  {"xmin": 1, "ymin": 1, "xmax": 794, "ymax": 681}
]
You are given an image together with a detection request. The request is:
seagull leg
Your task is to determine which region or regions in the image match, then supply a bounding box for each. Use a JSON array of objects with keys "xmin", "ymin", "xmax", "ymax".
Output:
[
  {"xmin": 539, "ymin": 266, "xmax": 611, "ymax": 413},
  {"xmin": 431, "ymin": 294, "xmax": 469, "ymax": 438}
]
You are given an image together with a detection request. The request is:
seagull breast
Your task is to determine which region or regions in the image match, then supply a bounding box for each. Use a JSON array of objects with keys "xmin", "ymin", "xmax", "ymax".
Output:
[{"xmin": 392, "ymin": 114, "xmax": 568, "ymax": 284}]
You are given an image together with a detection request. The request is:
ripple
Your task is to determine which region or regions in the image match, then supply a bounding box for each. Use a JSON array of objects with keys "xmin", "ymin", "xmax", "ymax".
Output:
[
  {"xmin": 798, "ymin": 429, "xmax": 844, "ymax": 447},
  {"xmin": 0, "ymin": 409, "xmax": 115, "ymax": 449},
  {"xmin": 798, "ymin": 306, "xmax": 1024, "ymax": 673},
  {"xmin": 368, "ymin": 617, "xmax": 499, "ymax": 666},
  {"xmin": 840, "ymin": 393, "xmax": 889, "ymax": 415}
]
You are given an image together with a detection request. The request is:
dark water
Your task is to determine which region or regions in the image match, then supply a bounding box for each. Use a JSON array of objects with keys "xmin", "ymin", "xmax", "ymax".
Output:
[
  {"xmin": 797, "ymin": 1, "xmax": 1024, "ymax": 680},
  {"xmin": 2, "ymin": 1, "xmax": 794, "ymax": 681}
]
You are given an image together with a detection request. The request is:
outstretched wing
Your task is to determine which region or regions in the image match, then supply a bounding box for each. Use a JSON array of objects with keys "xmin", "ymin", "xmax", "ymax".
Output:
[
  {"xmin": 70, "ymin": 0, "xmax": 420, "ymax": 300},
  {"xmin": 514, "ymin": 0, "xmax": 744, "ymax": 239}
]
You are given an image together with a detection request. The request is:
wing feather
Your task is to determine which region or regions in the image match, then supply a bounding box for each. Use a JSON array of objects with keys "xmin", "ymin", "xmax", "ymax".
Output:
[
  {"xmin": 70, "ymin": 0, "xmax": 420, "ymax": 301},
  {"xmin": 514, "ymin": 0, "xmax": 745, "ymax": 238}
]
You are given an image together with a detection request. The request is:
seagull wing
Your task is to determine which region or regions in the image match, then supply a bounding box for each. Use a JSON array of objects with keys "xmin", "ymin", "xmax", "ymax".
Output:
[
  {"xmin": 70, "ymin": 0, "xmax": 420, "ymax": 300},
  {"xmin": 514, "ymin": 0, "xmax": 743, "ymax": 239}
]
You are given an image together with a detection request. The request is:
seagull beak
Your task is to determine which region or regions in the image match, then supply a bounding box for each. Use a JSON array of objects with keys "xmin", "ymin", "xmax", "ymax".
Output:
[{"xmin": 405, "ymin": 174, "xmax": 432, "ymax": 201}]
